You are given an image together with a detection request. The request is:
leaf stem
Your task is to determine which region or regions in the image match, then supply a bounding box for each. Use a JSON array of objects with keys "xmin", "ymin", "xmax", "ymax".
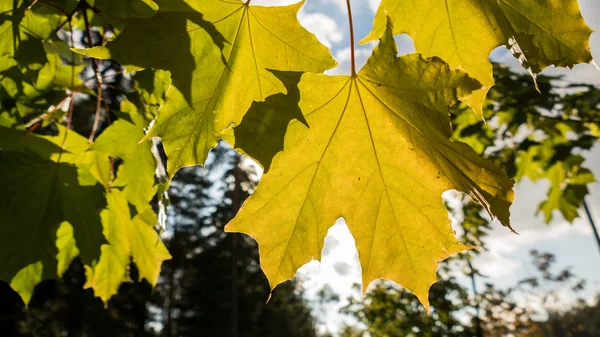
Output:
[
  {"xmin": 58, "ymin": 94, "xmax": 75, "ymax": 163},
  {"xmin": 25, "ymin": 95, "xmax": 71, "ymax": 133},
  {"xmin": 345, "ymin": 0, "xmax": 356, "ymax": 77},
  {"xmin": 27, "ymin": 0, "xmax": 39, "ymax": 10}
]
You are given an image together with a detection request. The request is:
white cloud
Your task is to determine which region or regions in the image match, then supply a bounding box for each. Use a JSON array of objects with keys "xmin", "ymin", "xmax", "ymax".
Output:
[
  {"xmin": 298, "ymin": 11, "xmax": 344, "ymax": 48},
  {"xmin": 321, "ymin": 0, "xmax": 347, "ymax": 13},
  {"xmin": 328, "ymin": 45, "xmax": 374, "ymax": 74},
  {"xmin": 368, "ymin": 0, "xmax": 380, "ymax": 12}
]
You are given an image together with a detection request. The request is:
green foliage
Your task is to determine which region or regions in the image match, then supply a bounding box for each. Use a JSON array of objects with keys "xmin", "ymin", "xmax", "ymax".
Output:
[
  {"xmin": 0, "ymin": 0, "xmax": 597, "ymax": 311},
  {"xmin": 0, "ymin": 151, "xmax": 106, "ymax": 295},
  {"xmin": 451, "ymin": 65, "xmax": 600, "ymax": 223},
  {"xmin": 0, "ymin": 146, "xmax": 323, "ymax": 337}
]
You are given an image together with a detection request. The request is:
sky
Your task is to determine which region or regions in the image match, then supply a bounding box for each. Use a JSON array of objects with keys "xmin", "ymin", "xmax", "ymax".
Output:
[{"xmin": 252, "ymin": 0, "xmax": 600, "ymax": 333}]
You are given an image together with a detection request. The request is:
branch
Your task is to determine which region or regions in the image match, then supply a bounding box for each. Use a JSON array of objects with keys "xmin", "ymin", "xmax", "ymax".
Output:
[
  {"xmin": 54, "ymin": 8, "xmax": 79, "ymax": 34},
  {"xmin": 25, "ymin": 95, "xmax": 71, "ymax": 133},
  {"xmin": 81, "ymin": 3, "xmax": 104, "ymax": 143}
]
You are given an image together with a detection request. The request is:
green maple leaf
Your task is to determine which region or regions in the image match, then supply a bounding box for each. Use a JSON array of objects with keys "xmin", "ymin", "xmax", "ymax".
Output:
[
  {"xmin": 125, "ymin": 69, "xmax": 171, "ymax": 117},
  {"xmin": 36, "ymin": 40, "xmax": 84, "ymax": 91},
  {"xmin": 363, "ymin": 0, "xmax": 594, "ymax": 114},
  {"xmin": 226, "ymin": 17, "xmax": 514, "ymax": 309},
  {"xmin": 74, "ymin": 0, "xmax": 336, "ymax": 175},
  {"xmin": 0, "ymin": 0, "xmax": 72, "ymax": 59},
  {"xmin": 0, "ymin": 151, "xmax": 106, "ymax": 302},
  {"xmin": 90, "ymin": 100, "xmax": 157, "ymax": 210},
  {"xmin": 84, "ymin": 189, "xmax": 171, "ymax": 304}
]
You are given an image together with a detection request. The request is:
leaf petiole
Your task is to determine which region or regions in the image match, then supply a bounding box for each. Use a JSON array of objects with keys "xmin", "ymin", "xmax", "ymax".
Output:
[{"xmin": 345, "ymin": 0, "xmax": 356, "ymax": 77}]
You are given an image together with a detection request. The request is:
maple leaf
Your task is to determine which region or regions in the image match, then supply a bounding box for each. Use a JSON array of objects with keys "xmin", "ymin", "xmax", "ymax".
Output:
[
  {"xmin": 74, "ymin": 0, "xmax": 336, "ymax": 175},
  {"xmin": 90, "ymin": 100, "xmax": 157, "ymax": 210},
  {"xmin": 97, "ymin": 0, "xmax": 159, "ymax": 21},
  {"xmin": 0, "ymin": 0, "xmax": 69, "ymax": 58},
  {"xmin": 84, "ymin": 190, "xmax": 171, "ymax": 304},
  {"xmin": 226, "ymin": 16, "xmax": 514, "ymax": 309},
  {"xmin": 362, "ymin": 0, "xmax": 595, "ymax": 115},
  {"xmin": 0, "ymin": 151, "xmax": 106, "ymax": 303},
  {"xmin": 225, "ymin": 70, "xmax": 305, "ymax": 172}
]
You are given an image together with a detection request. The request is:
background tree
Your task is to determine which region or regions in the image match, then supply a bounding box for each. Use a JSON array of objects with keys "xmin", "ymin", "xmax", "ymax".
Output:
[
  {"xmin": 337, "ymin": 248, "xmax": 596, "ymax": 337},
  {"xmin": 157, "ymin": 144, "xmax": 321, "ymax": 337}
]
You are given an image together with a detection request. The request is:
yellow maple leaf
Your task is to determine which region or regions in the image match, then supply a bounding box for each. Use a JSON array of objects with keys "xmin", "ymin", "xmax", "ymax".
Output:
[
  {"xmin": 226, "ymin": 16, "xmax": 514, "ymax": 309},
  {"xmin": 362, "ymin": 0, "xmax": 594, "ymax": 115}
]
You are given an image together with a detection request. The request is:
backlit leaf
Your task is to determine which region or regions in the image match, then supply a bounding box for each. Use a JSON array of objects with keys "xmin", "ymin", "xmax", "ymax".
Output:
[
  {"xmin": 226, "ymin": 17, "xmax": 514, "ymax": 309},
  {"xmin": 84, "ymin": 189, "xmax": 171, "ymax": 304},
  {"xmin": 0, "ymin": 151, "xmax": 106, "ymax": 291},
  {"xmin": 90, "ymin": 100, "xmax": 157, "ymax": 209},
  {"xmin": 9, "ymin": 261, "xmax": 42, "ymax": 306},
  {"xmin": 74, "ymin": 0, "xmax": 336, "ymax": 175},
  {"xmin": 363, "ymin": 0, "xmax": 594, "ymax": 114}
]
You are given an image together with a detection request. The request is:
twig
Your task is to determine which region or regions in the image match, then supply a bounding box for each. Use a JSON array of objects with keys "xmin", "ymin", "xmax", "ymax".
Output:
[
  {"xmin": 83, "ymin": 69, "xmax": 125, "ymax": 85},
  {"xmin": 27, "ymin": 0, "xmax": 39, "ymax": 9},
  {"xmin": 582, "ymin": 200, "xmax": 600, "ymax": 257},
  {"xmin": 54, "ymin": 8, "xmax": 79, "ymax": 34},
  {"xmin": 81, "ymin": 2, "xmax": 105, "ymax": 143},
  {"xmin": 55, "ymin": 8, "xmax": 77, "ymax": 161}
]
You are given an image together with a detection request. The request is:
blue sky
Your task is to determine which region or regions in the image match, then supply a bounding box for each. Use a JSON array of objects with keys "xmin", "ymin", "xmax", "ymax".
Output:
[{"xmin": 252, "ymin": 0, "xmax": 600, "ymax": 333}]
